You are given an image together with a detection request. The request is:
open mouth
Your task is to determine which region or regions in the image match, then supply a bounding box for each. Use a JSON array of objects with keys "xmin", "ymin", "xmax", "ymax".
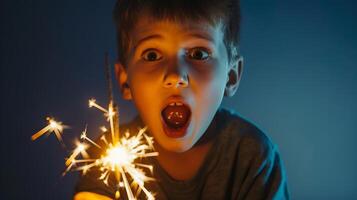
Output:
[{"xmin": 161, "ymin": 102, "xmax": 191, "ymax": 138}]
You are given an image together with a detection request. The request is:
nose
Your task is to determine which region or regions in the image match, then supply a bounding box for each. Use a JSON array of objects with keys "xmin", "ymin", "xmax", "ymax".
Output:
[
  {"xmin": 164, "ymin": 75, "xmax": 188, "ymax": 88},
  {"xmin": 163, "ymin": 65, "xmax": 189, "ymax": 88}
]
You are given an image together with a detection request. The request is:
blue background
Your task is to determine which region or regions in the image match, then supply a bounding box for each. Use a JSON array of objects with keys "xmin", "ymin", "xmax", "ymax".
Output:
[{"xmin": 1, "ymin": 0, "xmax": 356, "ymax": 199}]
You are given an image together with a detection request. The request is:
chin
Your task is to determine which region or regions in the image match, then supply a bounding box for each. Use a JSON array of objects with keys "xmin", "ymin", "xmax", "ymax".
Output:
[
  {"xmin": 154, "ymin": 125, "xmax": 198, "ymax": 153},
  {"xmin": 158, "ymin": 138, "xmax": 195, "ymax": 153}
]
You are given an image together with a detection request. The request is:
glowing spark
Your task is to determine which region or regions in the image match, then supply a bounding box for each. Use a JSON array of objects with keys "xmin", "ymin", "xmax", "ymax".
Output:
[
  {"xmin": 65, "ymin": 142, "xmax": 88, "ymax": 167},
  {"xmin": 89, "ymin": 99, "xmax": 117, "ymax": 143},
  {"xmin": 80, "ymin": 125, "xmax": 101, "ymax": 149},
  {"xmin": 100, "ymin": 135, "xmax": 108, "ymax": 145},
  {"xmin": 100, "ymin": 126, "xmax": 107, "ymax": 132},
  {"xmin": 31, "ymin": 117, "xmax": 65, "ymax": 142},
  {"xmin": 88, "ymin": 98, "xmax": 108, "ymax": 113}
]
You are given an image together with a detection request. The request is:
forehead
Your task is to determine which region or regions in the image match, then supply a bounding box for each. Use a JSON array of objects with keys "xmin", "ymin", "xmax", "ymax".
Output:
[{"xmin": 131, "ymin": 16, "xmax": 225, "ymax": 45}]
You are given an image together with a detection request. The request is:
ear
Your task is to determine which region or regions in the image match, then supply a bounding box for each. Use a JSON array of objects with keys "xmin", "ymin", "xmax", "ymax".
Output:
[
  {"xmin": 224, "ymin": 56, "xmax": 243, "ymax": 97},
  {"xmin": 114, "ymin": 62, "xmax": 132, "ymax": 100}
]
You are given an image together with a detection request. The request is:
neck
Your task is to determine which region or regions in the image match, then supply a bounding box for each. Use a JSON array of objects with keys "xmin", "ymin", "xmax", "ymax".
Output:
[{"xmin": 154, "ymin": 139, "xmax": 213, "ymax": 181}]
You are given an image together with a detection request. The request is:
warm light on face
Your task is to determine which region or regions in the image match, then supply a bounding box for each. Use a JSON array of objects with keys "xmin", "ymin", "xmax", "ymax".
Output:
[{"xmin": 123, "ymin": 19, "xmax": 230, "ymax": 153}]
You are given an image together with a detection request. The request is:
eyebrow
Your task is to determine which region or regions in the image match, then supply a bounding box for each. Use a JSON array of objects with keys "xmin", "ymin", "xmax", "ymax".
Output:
[
  {"xmin": 133, "ymin": 34, "xmax": 164, "ymax": 50},
  {"xmin": 133, "ymin": 31, "xmax": 215, "ymax": 50},
  {"xmin": 186, "ymin": 32, "xmax": 215, "ymax": 43}
]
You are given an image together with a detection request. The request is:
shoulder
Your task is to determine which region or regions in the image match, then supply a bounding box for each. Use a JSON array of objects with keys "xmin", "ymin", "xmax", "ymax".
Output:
[
  {"xmin": 214, "ymin": 108, "xmax": 290, "ymax": 199},
  {"xmin": 201, "ymin": 108, "xmax": 289, "ymax": 199},
  {"xmin": 217, "ymin": 107, "xmax": 277, "ymax": 159}
]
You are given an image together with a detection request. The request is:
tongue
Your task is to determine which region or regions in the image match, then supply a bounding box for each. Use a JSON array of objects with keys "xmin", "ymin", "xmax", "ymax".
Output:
[{"xmin": 162, "ymin": 105, "xmax": 190, "ymax": 129}]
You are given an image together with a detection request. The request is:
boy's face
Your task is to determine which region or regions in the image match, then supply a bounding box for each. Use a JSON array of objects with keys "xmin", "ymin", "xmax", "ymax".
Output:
[{"xmin": 116, "ymin": 17, "xmax": 242, "ymax": 152}]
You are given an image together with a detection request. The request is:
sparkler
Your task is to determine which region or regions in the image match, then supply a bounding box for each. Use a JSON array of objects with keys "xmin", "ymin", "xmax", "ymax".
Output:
[
  {"xmin": 32, "ymin": 53, "xmax": 158, "ymax": 199},
  {"xmin": 63, "ymin": 99, "xmax": 158, "ymax": 200},
  {"xmin": 69, "ymin": 99, "xmax": 158, "ymax": 199}
]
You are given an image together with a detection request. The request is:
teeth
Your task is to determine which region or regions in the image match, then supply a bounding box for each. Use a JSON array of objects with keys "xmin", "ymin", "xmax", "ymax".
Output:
[{"xmin": 168, "ymin": 102, "xmax": 184, "ymax": 106}]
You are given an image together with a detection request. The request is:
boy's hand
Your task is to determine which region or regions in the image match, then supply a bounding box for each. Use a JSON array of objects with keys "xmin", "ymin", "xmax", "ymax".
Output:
[{"xmin": 73, "ymin": 192, "xmax": 112, "ymax": 200}]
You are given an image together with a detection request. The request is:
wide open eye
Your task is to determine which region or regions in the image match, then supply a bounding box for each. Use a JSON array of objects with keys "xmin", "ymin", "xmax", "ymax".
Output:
[
  {"xmin": 186, "ymin": 47, "xmax": 211, "ymax": 60},
  {"xmin": 141, "ymin": 49, "xmax": 163, "ymax": 61}
]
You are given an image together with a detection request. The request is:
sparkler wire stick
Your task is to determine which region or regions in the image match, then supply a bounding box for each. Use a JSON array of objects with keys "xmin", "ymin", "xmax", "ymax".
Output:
[
  {"xmin": 108, "ymin": 102, "xmax": 117, "ymax": 143},
  {"xmin": 104, "ymin": 52, "xmax": 120, "ymax": 142},
  {"xmin": 105, "ymin": 52, "xmax": 113, "ymax": 105}
]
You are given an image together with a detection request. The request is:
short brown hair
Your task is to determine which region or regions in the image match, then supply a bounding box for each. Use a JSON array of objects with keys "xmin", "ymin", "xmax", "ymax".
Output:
[{"xmin": 113, "ymin": 0, "xmax": 241, "ymax": 65}]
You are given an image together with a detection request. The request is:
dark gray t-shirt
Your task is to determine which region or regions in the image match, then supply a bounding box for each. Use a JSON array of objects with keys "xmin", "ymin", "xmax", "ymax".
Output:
[{"xmin": 75, "ymin": 108, "xmax": 290, "ymax": 199}]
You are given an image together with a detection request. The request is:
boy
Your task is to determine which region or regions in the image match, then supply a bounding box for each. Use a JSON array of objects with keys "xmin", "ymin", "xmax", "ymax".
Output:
[{"xmin": 74, "ymin": 0, "xmax": 289, "ymax": 199}]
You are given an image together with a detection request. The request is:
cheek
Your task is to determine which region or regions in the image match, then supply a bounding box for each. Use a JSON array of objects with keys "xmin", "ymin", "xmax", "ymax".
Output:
[
  {"xmin": 128, "ymin": 67, "xmax": 160, "ymax": 98},
  {"xmin": 127, "ymin": 70, "xmax": 164, "ymax": 120},
  {"xmin": 196, "ymin": 78, "xmax": 226, "ymax": 111},
  {"xmin": 190, "ymin": 65, "xmax": 227, "ymax": 101},
  {"xmin": 128, "ymin": 75, "xmax": 153, "ymax": 108},
  {"xmin": 190, "ymin": 67, "xmax": 227, "ymax": 126}
]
